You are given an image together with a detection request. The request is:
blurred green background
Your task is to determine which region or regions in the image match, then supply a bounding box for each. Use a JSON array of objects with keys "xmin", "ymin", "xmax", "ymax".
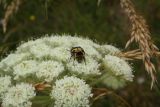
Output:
[{"xmin": 0, "ymin": 0, "xmax": 160, "ymax": 107}]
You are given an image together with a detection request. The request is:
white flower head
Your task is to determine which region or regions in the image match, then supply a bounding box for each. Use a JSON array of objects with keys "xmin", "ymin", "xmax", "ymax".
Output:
[
  {"xmin": 2, "ymin": 83, "xmax": 36, "ymax": 107},
  {"xmin": 0, "ymin": 53, "xmax": 30, "ymax": 71},
  {"xmin": 16, "ymin": 38, "xmax": 47, "ymax": 53},
  {"xmin": 51, "ymin": 76, "xmax": 92, "ymax": 107},
  {"xmin": 103, "ymin": 55, "xmax": 134, "ymax": 81},
  {"xmin": 67, "ymin": 57, "xmax": 101, "ymax": 75},
  {"xmin": 36, "ymin": 61, "xmax": 64, "ymax": 82},
  {"xmin": 68, "ymin": 36, "xmax": 96, "ymax": 47},
  {"xmin": 29, "ymin": 43, "xmax": 51, "ymax": 58},
  {"xmin": 98, "ymin": 45, "xmax": 120, "ymax": 56},
  {"xmin": 49, "ymin": 46, "xmax": 70, "ymax": 62},
  {"xmin": 46, "ymin": 35, "xmax": 73, "ymax": 47},
  {"xmin": 0, "ymin": 76, "xmax": 11, "ymax": 97},
  {"xmin": 16, "ymin": 40, "xmax": 35, "ymax": 53},
  {"xmin": 13, "ymin": 60, "xmax": 38, "ymax": 80}
]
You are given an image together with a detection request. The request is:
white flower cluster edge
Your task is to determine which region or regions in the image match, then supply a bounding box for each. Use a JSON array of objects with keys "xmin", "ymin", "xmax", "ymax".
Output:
[{"xmin": 0, "ymin": 34, "xmax": 134, "ymax": 107}]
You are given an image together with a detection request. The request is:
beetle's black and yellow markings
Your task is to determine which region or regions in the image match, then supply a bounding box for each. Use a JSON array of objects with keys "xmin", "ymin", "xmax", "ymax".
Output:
[{"xmin": 70, "ymin": 46, "xmax": 86, "ymax": 64}]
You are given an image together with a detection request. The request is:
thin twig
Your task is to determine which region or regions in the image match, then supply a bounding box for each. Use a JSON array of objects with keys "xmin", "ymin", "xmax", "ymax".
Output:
[{"xmin": 92, "ymin": 88, "xmax": 131, "ymax": 107}]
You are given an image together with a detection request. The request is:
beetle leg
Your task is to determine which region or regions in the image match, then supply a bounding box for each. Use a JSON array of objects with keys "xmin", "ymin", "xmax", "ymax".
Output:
[
  {"xmin": 83, "ymin": 56, "xmax": 86, "ymax": 65},
  {"xmin": 69, "ymin": 54, "xmax": 73, "ymax": 61},
  {"xmin": 73, "ymin": 53, "xmax": 77, "ymax": 66}
]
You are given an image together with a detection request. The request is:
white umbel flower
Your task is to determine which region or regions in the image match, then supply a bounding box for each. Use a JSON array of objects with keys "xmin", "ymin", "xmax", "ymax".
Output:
[
  {"xmin": 97, "ymin": 45, "xmax": 120, "ymax": 56},
  {"xmin": 16, "ymin": 40, "xmax": 36, "ymax": 53},
  {"xmin": 102, "ymin": 55, "xmax": 133, "ymax": 89},
  {"xmin": 103, "ymin": 55, "xmax": 133, "ymax": 81},
  {"xmin": 2, "ymin": 83, "xmax": 36, "ymax": 107},
  {"xmin": 29, "ymin": 43, "xmax": 51, "ymax": 58},
  {"xmin": 67, "ymin": 57, "xmax": 101, "ymax": 75},
  {"xmin": 36, "ymin": 61, "xmax": 64, "ymax": 82},
  {"xmin": 0, "ymin": 76, "xmax": 11, "ymax": 97},
  {"xmin": 13, "ymin": 60, "xmax": 38, "ymax": 80},
  {"xmin": 49, "ymin": 46, "xmax": 70, "ymax": 62},
  {"xmin": 16, "ymin": 38, "xmax": 47, "ymax": 53},
  {"xmin": 46, "ymin": 35, "xmax": 73, "ymax": 47},
  {"xmin": 0, "ymin": 53, "xmax": 30, "ymax": 71},
  {"xmin": 51, "ymin": 76, "xmax": 92, "ymax": 107}
]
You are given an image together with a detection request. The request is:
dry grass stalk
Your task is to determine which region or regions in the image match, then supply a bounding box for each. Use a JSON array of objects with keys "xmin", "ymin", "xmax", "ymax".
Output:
[
  {"xmin": 117, "ymin": 49, "xmax": 142, "ymax": 60},
  {"xmin": 117, "ymin": 50, "xmax": 160, "ymax": 60},
  {"xmin": 2, "ymin": 0, "xmax": 22, "ymax": 33},
  {"xmin": 120, "ymin": 0, "xmax": 159, "ymax": 88}
]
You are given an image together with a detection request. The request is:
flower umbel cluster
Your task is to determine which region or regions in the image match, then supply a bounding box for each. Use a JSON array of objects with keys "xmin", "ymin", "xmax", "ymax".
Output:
[
  {"xmin": 0, "ymin": 34, "xmax": 134, "ymax": 107},
  {"xmin": 2, "ymin": 83, "xmax": 36, "ymax": 107},
  {"xmin": 0, "ymin": 76, "xmax": 11, "ymax": 97},
  {"xmin": 51, "ymin": 76, "xmax": 92, "ymax": 107}
]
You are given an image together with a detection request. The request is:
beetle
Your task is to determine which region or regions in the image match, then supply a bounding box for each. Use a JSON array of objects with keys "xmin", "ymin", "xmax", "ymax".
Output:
[{"xmin": 70, "ymin": 46, "xmax": 86, "ymax": 64}]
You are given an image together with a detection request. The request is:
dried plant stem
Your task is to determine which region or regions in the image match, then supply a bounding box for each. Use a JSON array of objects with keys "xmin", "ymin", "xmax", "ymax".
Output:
[
  {"xmin": 34, "ymin": 82, "xmax": 51, "ymax": 91},
  {"xmin": 92, "ymin": 88, "xmax": 131, "ymax": 107},
  {"xmin": 117, "ymin": 49, "xmax": 142, "ymax": 60},
  {"xmin": 120, "ymin": 0, "xmax": 159, "ymax": 88},
  {"xmin": 2, "ymin": 0, "xmax": 22, "ymax": 33},
  {"xmin": 117, "ymin": 49, "xmax": 160, "ymax": 61}
]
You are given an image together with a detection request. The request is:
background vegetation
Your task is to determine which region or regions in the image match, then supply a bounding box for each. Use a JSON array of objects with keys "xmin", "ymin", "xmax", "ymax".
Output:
[{"xmin": 0, "ymin": 0, "xmax": 160, "ymax": 107}]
